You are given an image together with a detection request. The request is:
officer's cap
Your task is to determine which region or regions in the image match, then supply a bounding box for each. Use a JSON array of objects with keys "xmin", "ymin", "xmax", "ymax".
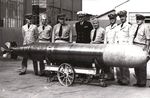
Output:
[
  {"xmin": 57, "ymin": 13, "xmax": 66, "ymax": 19},
  {"xmin": 108, "ymin": 13, "xmax": 117, "ymax": 19},
  {"xmin": 25, "ymin": 13, "xmax": 33, "ymax": 19},
  {"xmin": 77, "ymin": 11, "xmax": 86, "ymax": 17},
  {"xmin": 117, "ymin": 10, "xmax": 127, "ymax": 17},
  {"xmin": 136, "ymin": 14, "xmax": 145, "ymax": 20}
]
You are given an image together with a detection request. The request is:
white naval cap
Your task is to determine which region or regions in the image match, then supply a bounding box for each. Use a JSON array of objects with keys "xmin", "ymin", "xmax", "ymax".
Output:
[{"xmin": 77, "ymin": 11, "xmax": 87, "ymax": 16}]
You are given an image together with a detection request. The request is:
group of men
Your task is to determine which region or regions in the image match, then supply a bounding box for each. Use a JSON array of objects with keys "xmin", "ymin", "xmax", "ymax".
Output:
[
  {"xmin": 19, "ymin": 10, "xmax": 150, "ymax": 87},
  {"xmin": 92, "ymin": 10, "xmax": 150, "ymax": 87}
]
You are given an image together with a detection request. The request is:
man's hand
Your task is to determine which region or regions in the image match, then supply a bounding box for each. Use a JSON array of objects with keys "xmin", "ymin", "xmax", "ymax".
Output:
[{"xmin": 143, "ymin": 45, "xmax": 150, "ymax": 53}]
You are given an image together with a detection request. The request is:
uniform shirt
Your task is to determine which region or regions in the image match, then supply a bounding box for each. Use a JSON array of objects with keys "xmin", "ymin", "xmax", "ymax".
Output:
[
  {"xmin": 22, "ymin": 24, "xmax": 38, "ymax": 45},
  {"xmin": 52, "ymin": 23, "xmax": 72, "ymax": 43},
  {"xmin": 130, "ymin": 24, "xmax": 150, "ymax": 44},
  {"xmin": 104, "ymin": 23, "xmax": 117, "ymax": 44},
  {"xmin": 115, "ymin": 22, "xmax": 131, "ymax": 44},
  {"xmin": 90, "ymin": 27, "xmax": 105, "ymax": 44},
  {"xmin": 75, "ymin": 21, "xmax": 93, "ymax": 43},
  {"xmin": 38, "ymin": 24, "xmax": 52, "ymax": 41}
]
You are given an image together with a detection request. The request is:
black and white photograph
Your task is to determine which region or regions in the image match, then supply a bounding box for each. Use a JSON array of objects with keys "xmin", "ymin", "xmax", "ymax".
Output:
[{"xmin": 0, "ymin": 0, "xmax": 150, "ymax": 98}]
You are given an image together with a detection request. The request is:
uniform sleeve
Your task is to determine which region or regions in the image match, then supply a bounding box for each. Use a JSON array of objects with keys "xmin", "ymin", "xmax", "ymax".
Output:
[
  {"xmin": 145, "ymin": 24, "xmax": 150, "ymax": 40},
  {"xmin": 75, "ymin": 22, "xmax": 79, "ymax": 33},
  {"xmin": 104, "ymin": 28, "xmax": 108, "ymax": 44},
  {"xmin": 128, "ymin": 24, "xmax": 136, "ymax": 44},
  {"xmin": 101, "ymin": 29, "xmax": 105, "ymax": 43},
  {"xmin": 22, "ymin": 27, "xmax": 25, "ymax": 38},
  {"xmin": 34, "ymin": 26, "xmax": 39, "ymax": 41},
  {"xmin": 49, "ymin": 26, "xmax": 53, "ymax": 42},
  {"xmin": 69, "ymin": 25, "xmax": 73, "ymax": 43},
  {"xmin": 114, "ymin": 27, "xmax": 118, "ymax": 43},
  {"xmin": 52, "ymin": 25, "xmax": 56, "ymax": 43},
  {"xmin": 89, "ymin": 22, "xmax": 93, "ymax": 31}
]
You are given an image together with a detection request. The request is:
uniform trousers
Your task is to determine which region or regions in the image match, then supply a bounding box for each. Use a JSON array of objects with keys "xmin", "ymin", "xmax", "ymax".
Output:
[
  {"xmin": 103, "ymin": 66, "xmax": 114, "ymax": 79},
  {"xmin": 38, "ymin": 40, "xmax": 50, "ymax": 75},
  {"xmin": 116, "ymin": 42, "xmax": 130, "ymax": 84},
  {"xmin": 134, "ymin": 42, "xmax": 147, "ymax": 85},
  {"xmin": 22, "ymin": 57, "xmax": 38, "ymax": 75},
  {"xmin": 116, "ymin": 67, "xmax": 130, "ymax": 84}
]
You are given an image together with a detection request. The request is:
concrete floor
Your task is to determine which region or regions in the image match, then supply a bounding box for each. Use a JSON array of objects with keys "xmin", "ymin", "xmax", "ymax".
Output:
[{"xmin": 0, "ymin": 57, "xmax": 150, "ymax": 98}]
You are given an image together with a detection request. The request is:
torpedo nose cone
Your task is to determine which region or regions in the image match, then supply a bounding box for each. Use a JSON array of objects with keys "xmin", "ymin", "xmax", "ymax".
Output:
[{"xmin": 103, "ymin": 44, "xmax": 149, "ymax": 68}]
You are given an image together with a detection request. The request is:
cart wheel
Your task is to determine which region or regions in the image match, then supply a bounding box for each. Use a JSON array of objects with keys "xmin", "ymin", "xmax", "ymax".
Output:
[{"xmin": 57, "ymin": 63, "xmax": 75, "ymax": 86}]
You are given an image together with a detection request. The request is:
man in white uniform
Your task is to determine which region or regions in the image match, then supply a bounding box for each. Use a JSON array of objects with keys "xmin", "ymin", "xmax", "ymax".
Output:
[
  {"xmin": 104, "ymin": 13, "xmax": 118, "ymax": 80},
  {"xmin": 20, "ymin": 14, "xmax": 38, "ymax": 75},
  {"xmin": 115, "ymin": 10, "xmax": 131, "ymax": 85}
]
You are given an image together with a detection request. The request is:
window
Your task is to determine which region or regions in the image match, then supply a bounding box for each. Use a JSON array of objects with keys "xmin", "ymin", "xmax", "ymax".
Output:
[
  {"xmin": 145, "ymin": 16, "xmax": 150, "ymax": 23},
  {"xmin": 0, "ymin": 0, "xmax": 24, "ymax": 28}
]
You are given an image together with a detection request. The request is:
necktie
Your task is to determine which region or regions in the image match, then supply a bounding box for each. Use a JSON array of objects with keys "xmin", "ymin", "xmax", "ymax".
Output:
[
  {"xmin": 121, "ymin": 23, "xmax": 124, "ymax": 28},
  {"xmin": 42, "ymin": 26, "xmax": 45, "ymax": 30},
  {"xmin": 93, "ymin": 29, "xmax": 97, "ymax": 41},
  {"xmin": 59, "ymin": 25, "xmax": 62, "ymax": 37},
  {"xmin": 28, "ymin": 24, "xmax": 30, "ymax": 29},
  {"xmin": 134, "ymin": 25, "xmax": 140, "ymax": 40}
]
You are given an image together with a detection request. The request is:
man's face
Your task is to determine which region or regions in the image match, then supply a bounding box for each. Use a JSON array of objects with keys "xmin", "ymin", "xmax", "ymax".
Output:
[
  {"xmin": 58, "ymin": 17, "xmax": 65, "ymax": 24},
  {"xmin": 26, "ymin": 18, "xmax": 32, "ymax": 24},
  {"xmin": 41, "ymin": 19, "xmax": 47, "ymax": 25},
  {"xmin": 136, "ymin": 19, "xmax": 144, "ymax": 25},
  {"xmin": 109, "ymin": 18, "xmax": 116, "ymax": 25},
  {"xmin": 78, "ymin": 16, "xmax": 84, "ymax": 22},
  {"xmin": 119, "ymin": 16, "xmax": 126, "ymax": 23},
  {"xmin": 93, "ymin": 20, "xmax": 99, "ymax": 29}
]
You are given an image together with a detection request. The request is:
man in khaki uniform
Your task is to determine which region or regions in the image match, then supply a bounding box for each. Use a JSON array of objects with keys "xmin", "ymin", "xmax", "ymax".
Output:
[
  {"xmin": 38, "ymin": 14, "xmax": 52, "ymax": 43},
  {"xmin": 19, "ymin": 14, "xmax": 38, "ymax": 75},
  {"xmin": 129, "ymin": 14, "xmax": 150, "ymax": 87},
  {"xmin": 90, "ymin": 18, "xmax": 107, "ymax": 86},
  {"xmin": 90, "ymin": 18, "xmax": 104, "ymax": 44},
  {"xmin": 52, "ymin": 13, "xmax": 72, "ymax": 43},
  {"xmin": 104, "ymin": 13, "xmax": 118, "ymax": 80},
  {"xmin": 38, "ymin": 14, "xmax": 52, "ymax": 76},
  {"xmin": 115, "ymin": 10, "xmax": 131, "ymax": 85}
]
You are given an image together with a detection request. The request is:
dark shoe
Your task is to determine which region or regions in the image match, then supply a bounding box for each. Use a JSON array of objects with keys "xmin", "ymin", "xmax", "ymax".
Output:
[
  {"xmin": 117, "ymin": 80, "xmax": 128, "ymax": 85},
  {"xmin": 34, "ymin": 72, "xmax": 38, "ymax": 75},
  {"xmin": 39, "ymin": 70, "xmax": 46, "ymax": 76},
  {"xmin": 19, "ymin": 71, "xmax": 26, "ymax": 75},
  {"xmin": 106, "ymin": 77, "xmax": 115, "ymax": 81},
  {"xmin": 117, "ymin": 80, "xmax": 122, "ymax": 84},
  {"xmin": 120, "ymin": 83, "xmax": 129, "ymax": 86},
  {"xmin": 133, "ymin": 83, "xmax": 146, "ymax": 87},
  {"xmin": 39, "ymin": 72, "xmax": 45, "ymax": 76}
]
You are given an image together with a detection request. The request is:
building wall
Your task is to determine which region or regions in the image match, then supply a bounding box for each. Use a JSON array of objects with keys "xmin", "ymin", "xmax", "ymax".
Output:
[
  {"xmin": 0, "ymin": 0, "xmax": 24, "ymax": 28},
  {"xmin": 0, "ymin": 0, "xmax": 31, "ymax": 55},
  {"xmin": 0, "ymin": 0, "xmax": 82, "ymax": 55},
  {"xmin": 47, "ymin": 0, "xmax": 82, "ymax": 26},
  {"xmin": 115, "ymin": 0, "xmax": 150, "ymax": 24},
  {"xmin": 128, "ymin": 12, "xmax": 150, "ymax": 24}
]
